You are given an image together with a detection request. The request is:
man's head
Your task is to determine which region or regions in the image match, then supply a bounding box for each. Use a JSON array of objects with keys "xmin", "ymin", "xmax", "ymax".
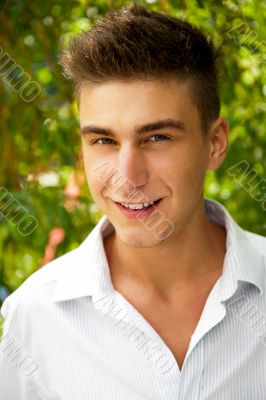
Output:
[
  {"xmin": 60, "ymin": 4, "xmax": 228, "ymax": 247},
  {"xmin": 60, "ymin": 3, "xmax": 223, "ymax": 135}
]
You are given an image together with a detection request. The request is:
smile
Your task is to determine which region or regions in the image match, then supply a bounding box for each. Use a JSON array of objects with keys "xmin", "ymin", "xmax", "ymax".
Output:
[{"xmin": 114, "ymin": 198, "xmax": 162, "ymax": 219}]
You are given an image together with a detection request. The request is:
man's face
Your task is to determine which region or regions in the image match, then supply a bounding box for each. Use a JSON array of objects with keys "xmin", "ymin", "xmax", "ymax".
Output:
[{"xmin": 79, "ymin": 79, "xmax": 215, "ymax": 248}]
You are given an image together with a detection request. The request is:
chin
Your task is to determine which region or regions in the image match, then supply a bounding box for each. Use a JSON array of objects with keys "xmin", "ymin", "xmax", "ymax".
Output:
[{"xmin": 117, "ymin": 228, "xmax": 169, "ymax": 248}]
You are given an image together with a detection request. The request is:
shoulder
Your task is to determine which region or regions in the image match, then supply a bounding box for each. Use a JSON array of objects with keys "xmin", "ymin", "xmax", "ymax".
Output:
[{"xmin": 0, "ymin": 247, "xmax": 80, "ymax": 325}]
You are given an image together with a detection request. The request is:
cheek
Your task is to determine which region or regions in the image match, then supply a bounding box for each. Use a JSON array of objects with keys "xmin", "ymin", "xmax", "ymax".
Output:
[
  {"xmin": 82, "ymin": 151, "xmax": 104, "ymax": 197},
  {"xmin": 85, "ymin": 165, "xmax": 106, "ymax": 197},
  {"xmin": 82, "ymin": 153, "xmax": 120, "ymax": 204},
  {"xmin": 167, "ymin": 150, "xmax": 207, "ymax": 191}
]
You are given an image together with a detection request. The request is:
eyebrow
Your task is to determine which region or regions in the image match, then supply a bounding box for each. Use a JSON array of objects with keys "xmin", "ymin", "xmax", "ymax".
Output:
[{"xmin": 80, "ymin": 118, "xmax": 186, "ymax": 137}]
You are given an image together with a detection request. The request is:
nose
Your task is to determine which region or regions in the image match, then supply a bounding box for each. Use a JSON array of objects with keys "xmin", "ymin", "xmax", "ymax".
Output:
[{"xmin": 113, "ymin": 145, "xmax": 149, "ymax": 193}]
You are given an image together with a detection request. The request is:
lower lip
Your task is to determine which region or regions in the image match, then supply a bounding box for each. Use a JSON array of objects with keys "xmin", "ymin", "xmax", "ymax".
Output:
[{"xmin": 115, "ymin": 199, "xmax": 162, "ymax": 219}]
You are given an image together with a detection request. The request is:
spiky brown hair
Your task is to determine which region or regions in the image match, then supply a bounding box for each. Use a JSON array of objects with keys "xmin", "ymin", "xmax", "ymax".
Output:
[{"xmin": 60, "ymin": 3, "xmax": 224, "ymax": 134}]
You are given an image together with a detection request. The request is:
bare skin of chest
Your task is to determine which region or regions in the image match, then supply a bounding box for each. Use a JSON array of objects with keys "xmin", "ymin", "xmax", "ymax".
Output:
[
  {"xmin": 130, "ymin": 294, "xmax": 209, "ymax": 371},
  {"xmin": 113, "ymin": 271, "xmax": 221, "ymax": 371}
]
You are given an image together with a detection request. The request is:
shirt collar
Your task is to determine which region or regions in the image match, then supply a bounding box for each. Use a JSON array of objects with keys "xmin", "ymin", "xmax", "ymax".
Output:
[
  {"xmin": 52, "ymin": 198, "xmax": 265, "ymax": 303},
  {"xmin": 52, "ymin": 215, "xmax": 115, "ymax": 302},
  {"xmin": 204, "ymin": 198, "xmax": 265, "ymax": 301}
]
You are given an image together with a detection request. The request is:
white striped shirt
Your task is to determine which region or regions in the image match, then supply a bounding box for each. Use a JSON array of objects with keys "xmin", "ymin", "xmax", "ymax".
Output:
[{"xmin": 1, "ymin": 198, "xmax": 266, "ymax": 399}]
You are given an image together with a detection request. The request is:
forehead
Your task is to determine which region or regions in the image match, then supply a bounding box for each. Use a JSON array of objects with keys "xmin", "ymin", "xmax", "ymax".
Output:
[{"xmin": 78, "ymin": 78, "xmax": 200, "ymax": 131}]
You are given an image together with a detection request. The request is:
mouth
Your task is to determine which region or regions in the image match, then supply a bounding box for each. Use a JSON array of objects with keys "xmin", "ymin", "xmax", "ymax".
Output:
[
  {"xmin": 116, "ymin": 198, "xmax": 162, "ymax": 207},
  {"xmin": 114, "ymin": 198, "xmax": 163, "ymax": 219}
]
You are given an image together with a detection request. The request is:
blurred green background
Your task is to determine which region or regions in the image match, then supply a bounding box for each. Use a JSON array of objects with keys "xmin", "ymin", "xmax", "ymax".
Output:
[{"xmin": 0, "ymin": 0, "xmax": 266, "ymax": 334}]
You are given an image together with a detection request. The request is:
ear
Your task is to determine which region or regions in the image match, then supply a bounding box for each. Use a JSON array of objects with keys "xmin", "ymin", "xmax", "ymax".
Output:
[{"xmin": 207, "ymin": 117, "xmax": 229, "ymax": 170}]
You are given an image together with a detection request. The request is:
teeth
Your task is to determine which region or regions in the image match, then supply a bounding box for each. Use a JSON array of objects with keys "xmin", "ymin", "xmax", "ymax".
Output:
[{"xmin": 121, "ymin": 201, "xmax": 154, "ymax": 210}]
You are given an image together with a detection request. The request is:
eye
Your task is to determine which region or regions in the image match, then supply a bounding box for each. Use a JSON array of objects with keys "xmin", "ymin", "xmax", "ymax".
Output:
[
  {"xmin": 148, "ymin": 134, "xmax": 170, "ymax": 142},
  {"xmin": 91, "ymin": 134, "xmax": 170, "ymax": 145},
  {"xmin": 92, "ymin": 138, "xmax": 115, "ymax": 145}
]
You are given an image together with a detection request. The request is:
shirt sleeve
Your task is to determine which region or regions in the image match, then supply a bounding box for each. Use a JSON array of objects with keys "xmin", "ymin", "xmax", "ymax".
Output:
[{"xmin": 0, "ymin": 297, "xmax": 55, "ymax": 400}]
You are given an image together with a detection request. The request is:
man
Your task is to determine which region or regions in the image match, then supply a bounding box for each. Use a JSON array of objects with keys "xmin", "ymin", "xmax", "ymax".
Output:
[{"xmin": 1, "ymin": 4, "xmax": 266, "ymax": 399}]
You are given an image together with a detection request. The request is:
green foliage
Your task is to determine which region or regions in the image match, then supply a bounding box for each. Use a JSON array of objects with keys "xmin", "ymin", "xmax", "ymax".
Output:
[{"xmin": 0, "ymin": 0, "xmax": 266, "ymax": 304}]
